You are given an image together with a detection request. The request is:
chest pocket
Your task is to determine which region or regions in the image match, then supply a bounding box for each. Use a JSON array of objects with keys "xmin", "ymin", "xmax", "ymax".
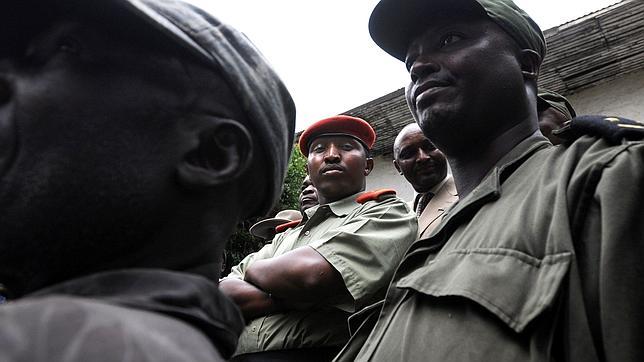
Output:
[{"xmin": 396, "ymin": 248, "xmax": 571, "ymax": 333}]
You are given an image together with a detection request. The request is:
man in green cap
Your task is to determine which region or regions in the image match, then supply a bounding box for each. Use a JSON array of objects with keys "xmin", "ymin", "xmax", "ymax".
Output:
[
  {"xmin": 537, "ymin": 89, "xmax": 577, "ymax": 145},
  {"xmin": 335, "ymin": 0, "xmax": 644, "ymax": 360}
]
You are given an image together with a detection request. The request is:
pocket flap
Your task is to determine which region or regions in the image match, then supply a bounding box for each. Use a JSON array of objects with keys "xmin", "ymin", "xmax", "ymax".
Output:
[{"xmin": 396, "ymin": 248, "xmax": 571, "ymax": 333}]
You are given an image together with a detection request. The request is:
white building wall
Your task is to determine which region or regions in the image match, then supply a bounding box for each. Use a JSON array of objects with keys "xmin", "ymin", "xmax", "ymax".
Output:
[
  {"xmin": 568, "ymin": 69, "xmax": 644, "ymax": 121},
  {"xmin": 366, "ymin": 155, "xmax": 416, "ymax": 202}
]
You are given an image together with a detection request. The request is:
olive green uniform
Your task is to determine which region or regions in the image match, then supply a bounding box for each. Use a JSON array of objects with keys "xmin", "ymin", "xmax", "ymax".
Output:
[
  {"xmin": 228, "ymin": 191, "xmax": 417, "ymax": 355},
  {"xmin": 337, "ymin": 134, "xmax": 644, "ymax": 361}
]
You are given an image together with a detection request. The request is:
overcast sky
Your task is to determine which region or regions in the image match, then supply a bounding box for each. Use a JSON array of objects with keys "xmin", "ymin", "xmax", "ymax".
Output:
[{"xmin": 186, "ymin": 0, "xmax": 621, "ymax": 131}]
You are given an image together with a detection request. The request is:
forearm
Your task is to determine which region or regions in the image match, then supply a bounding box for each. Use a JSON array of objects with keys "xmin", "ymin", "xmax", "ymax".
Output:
[
  {"xmin": 219, "ymin": 278, "xmax": 283, "ymax": 320},
  {"xmin": 244, "ymin": 246, "xmax": 349, "ymax": 303}
]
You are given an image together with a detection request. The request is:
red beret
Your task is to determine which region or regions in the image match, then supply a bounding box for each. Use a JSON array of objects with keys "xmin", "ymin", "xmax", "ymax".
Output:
[{"xmin": 299, "ymin": 115, "xmax": 376, "ymax": 156}]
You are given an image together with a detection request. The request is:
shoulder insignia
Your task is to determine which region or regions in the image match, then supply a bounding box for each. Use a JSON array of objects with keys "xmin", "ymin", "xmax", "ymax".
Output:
[
  {"xmin": 553, "ymin": 115, "xmax": 644, "ymax": 145},
  {"xmin": 275, "ymin": 219, "xmax": 302, "ymax": 234},
  {"xmin": 356, "ymin": 189, "xmax": 397, "ymax": 204}
]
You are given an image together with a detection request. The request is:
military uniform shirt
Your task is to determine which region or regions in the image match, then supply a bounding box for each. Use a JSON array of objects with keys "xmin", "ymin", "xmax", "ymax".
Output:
[
  {"xmin": 228, "ymin": 191, "xmax": 417, "ymax": 355},
  {"xmin": 337, "ymin": 134, "xmax": 644, "ymax": 362}
]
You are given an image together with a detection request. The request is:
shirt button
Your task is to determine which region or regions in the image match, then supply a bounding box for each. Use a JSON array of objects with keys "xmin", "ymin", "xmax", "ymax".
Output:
[
  {"xmin": 304, "ymin": 230, "xmax": 310, "ymax": 236},
  {"xmin": 251, "ymin": 326, "xmax": 257, "ymax": 332}
]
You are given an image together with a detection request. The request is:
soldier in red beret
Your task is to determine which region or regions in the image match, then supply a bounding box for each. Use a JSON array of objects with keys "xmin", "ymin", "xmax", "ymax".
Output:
[{"xmin": 221, "ymin": 115, "xmax": 417, "ymax": 361}]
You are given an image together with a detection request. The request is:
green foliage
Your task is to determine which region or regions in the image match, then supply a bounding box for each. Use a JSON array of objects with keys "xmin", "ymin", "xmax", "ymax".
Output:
[
  {"xmin": 275, "ymin": 147, "xmax": 308, "ymax": 212},
  {"xmin": 222, "ymin": 222, "xmax": 263, "ymax": 275},
  {"xmin": 222, "ymin": 146, "xmax": 308, "ymax": 274}
]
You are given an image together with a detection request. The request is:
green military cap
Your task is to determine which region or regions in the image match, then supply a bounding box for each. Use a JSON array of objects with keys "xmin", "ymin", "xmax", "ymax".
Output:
[
  {"xmin": 537, "ymin": 89, "xmax": 577, "ymax": 120},
  {"xmin": 369, "ymin": 0, "xmax": 546, "ymax": 64}
]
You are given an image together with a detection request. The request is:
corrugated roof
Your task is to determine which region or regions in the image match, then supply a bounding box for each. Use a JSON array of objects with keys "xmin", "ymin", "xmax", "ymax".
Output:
[
  {"xmin": 341, "ymin": 0, "xmax": 644, "ymax": 156},
  {"xmin": 344, "ymin": 88, "xmax": 408, "ymax": 156}
]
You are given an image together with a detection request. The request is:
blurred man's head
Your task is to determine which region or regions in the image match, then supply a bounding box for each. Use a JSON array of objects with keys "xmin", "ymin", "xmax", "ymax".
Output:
[
  {"xmin": 299, "ymin": 115, "xmax": 375, "ymax": 204},
  {"xmin": 537, "ymin": 90, "xmax": 576, "ymax": 145},
  {"xmin": 0, "ymin": 0, "xmax": 295, "ymax": 296},
  {"xmin": 299, "ymin": 176, "xmax": 319, "ymax": 213},
  {"xmin": 394, "ymin": 123, "xmax": 448, "ymax": 193},
  {"xmin": 369, "ymin": 0, "xmax": 545, "ymax": 154}
]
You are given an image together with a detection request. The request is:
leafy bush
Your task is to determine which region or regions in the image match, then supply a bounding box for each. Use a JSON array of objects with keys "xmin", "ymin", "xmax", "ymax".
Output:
[{"xmin": 221, "ymin": 146, "xmax": 307, "ymax": 274}]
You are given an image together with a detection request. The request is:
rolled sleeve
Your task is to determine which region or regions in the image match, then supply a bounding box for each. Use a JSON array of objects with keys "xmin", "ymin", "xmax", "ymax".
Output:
[{"xmin": 311, "ymin": 198, "xmax": 417, "ymax": 310}]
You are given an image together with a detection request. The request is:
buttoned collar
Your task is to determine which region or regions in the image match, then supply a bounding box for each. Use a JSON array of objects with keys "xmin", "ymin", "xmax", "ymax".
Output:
[{"xmin": 304, "ymin": 191, "xmax": 364, "ymax": 219}]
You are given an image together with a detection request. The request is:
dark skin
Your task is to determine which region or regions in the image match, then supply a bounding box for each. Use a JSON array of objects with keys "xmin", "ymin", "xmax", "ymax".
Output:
[
  {"xmin": 393, "ymin": 123, "xmax": 448, "ymax": 193},
  {"xmin": 307, "ymin": 136, "xmax": 374, "ymax": 204},
  {"xmin": 299, "ymin": 175, "xmax": 319, "ymax": 213},
  {"xmin": 221, "ymin": 246, "xmax": 351, "ymax": 321},
  {"xmin": 538, "ymin": 107, "xmax": 569, "ymax": 145},
  {"xmin": 220, "ymin": 135, "xmax": 371, "ymax": 320},
  {"xmin": 404, "ymin": 13, "xmax": 541, "ymax": 198},
  {"xmin": 216, "ymin": 278, "xmax": 280, "ymax": 320},
  {"xmin": 0, "ymin": 17, "xmax": 260, "ymax": 296}
]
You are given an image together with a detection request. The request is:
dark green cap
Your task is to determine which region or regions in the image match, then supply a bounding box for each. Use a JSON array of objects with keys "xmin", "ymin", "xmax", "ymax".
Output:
[
  {"xmin": 537, "ymin": 89, "xmax": 576, "ymax": 120},
  {"xmin": 369, "ymin": 0, "xmax": 546, "ymax": 64}
]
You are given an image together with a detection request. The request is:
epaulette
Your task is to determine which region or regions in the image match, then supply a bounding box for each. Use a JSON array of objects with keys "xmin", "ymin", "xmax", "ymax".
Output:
[
  {"xmin": 356, "ymin": 189, "xmax": 397, "ymax": 204},
  {"xmin": 553, "ymin": 115, "xmax": 644, "ymax": 145},
  {"xmin": 275, "ymin": 219, "xmax": 302, "ymax": 234}
]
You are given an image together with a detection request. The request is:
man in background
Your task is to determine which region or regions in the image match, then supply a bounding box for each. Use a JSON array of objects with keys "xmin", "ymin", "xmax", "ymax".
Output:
[
  {"xmin": 0, "ymin": 0, "xmax": 295, "ymax": 360},
  {"xmin": 537, "ymin": 89, "xmax": 577, "ymax": 145},
  {"xmin": 249, "ymin": 176, "xmax": 319, "ymax": 241},
  {"xmin": 299, "ymin": 175, "xmax": 319, "ymax": 214},
  {"xmin": 393, "ymin": 123, "xmax": 457, "ymax": 239}
]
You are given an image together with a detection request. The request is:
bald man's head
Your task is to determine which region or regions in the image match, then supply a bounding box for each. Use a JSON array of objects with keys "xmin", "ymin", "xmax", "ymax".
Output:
[{"xmin": 393, "ymin": 124, "xmax": 448, "ymax": 193}]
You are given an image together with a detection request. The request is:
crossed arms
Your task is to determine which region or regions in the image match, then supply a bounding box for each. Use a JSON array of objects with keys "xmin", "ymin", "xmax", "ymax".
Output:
[{"xmin": 219, "ymin": 246, "xmax": 350, "ymax": 320}]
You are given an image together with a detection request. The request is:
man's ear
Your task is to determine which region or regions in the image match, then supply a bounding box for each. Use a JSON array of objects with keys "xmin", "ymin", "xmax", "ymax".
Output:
[
  {"xmin": 364, "ymin": 158, "xmax": 374, "ymax": 176},
  {"xmin": 519, "ymin": 49, "xmax": 541, "ymax": 81},
  {"xmin": 178, "ymin": 119, "xmax": 253, "ymax": 189},
  {"xmin": 393, "ymin": 159, "xmax": 402, "ymax": 175}
]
